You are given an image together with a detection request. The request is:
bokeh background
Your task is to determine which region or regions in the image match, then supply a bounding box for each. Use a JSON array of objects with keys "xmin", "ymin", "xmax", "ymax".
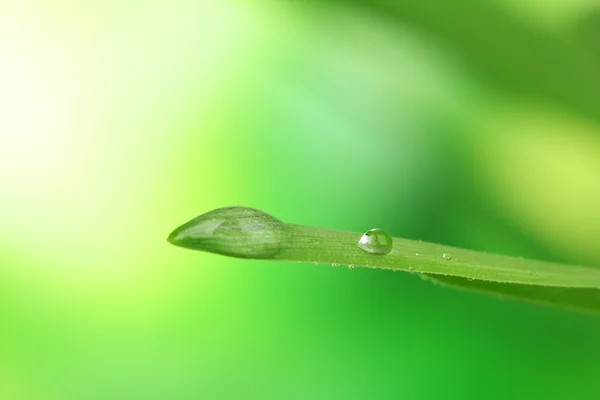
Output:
[{"xmin": 2, "ymin": 0, "xmax": 600, "ymax": 398}]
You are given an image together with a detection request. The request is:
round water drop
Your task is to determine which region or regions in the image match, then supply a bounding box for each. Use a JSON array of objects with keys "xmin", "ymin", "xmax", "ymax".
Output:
[
  {"xmin": 357, "ymin": 228, "xmax": 393, "ymax": 255},
  {"xmin": 331, "ymin": 263, "xmax": 337, "ymax": 268},
  {"xmin": 348, "ymin": 264, "xmax": 355, "ymax": 270},
  {"xmin": 415, "ymin": 253, "xmax": 420, "ymax": 257},
  {"xmin": 408, "ymin": 266, "xmax": 413, "ymax": 272},
  {"xmin": 442, "ymin": 252, "xmax": 453, "ymax": 260}
]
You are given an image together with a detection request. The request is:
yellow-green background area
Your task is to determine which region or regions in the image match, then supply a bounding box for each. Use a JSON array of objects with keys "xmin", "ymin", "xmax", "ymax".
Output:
[{"xmin": 2, "ymin": 0, "xmax": 600, "ymax": 398}]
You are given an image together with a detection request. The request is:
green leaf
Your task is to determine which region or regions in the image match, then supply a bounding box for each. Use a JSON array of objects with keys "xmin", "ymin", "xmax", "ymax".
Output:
[
  {"xmin": 314, "ymin": 0, "xmax": 600, "ymax": 125},
  {"xmin": 168, "ymin": 207, "xmax": 600, "ymax": 314},
  {"xmin": 424, "ymin": 275, "xmax": 600, "ymax": 316}
]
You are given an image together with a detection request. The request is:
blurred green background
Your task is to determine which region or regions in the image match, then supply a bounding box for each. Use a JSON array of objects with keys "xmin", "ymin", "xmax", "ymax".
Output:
[{"xmin": 2, "ymin": 0, "xmax": 600, "ymax": 399}]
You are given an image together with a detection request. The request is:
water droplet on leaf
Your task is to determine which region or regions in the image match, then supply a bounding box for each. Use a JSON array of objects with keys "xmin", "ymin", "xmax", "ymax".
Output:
[
  {"xmin": 167, "ymin": 207, "xmax": 286, "ymax": 259},
  {"xmin": 357, "ymin": 228, "xmax": 393, "ymax": 255},
  {"xmin": 442, "ymin": 252, "xmax": 453, "ymax": 260},
  {"xmin": 408, "ymin": 266, "xmax": 413, "ymax": 272},
  {"xmin": 331, "ymin": 263, "xmax": 337, "ymax": 268},
  {"xmin": 349, "ymin": 264, "xmax": 355, "ymax": 270}
]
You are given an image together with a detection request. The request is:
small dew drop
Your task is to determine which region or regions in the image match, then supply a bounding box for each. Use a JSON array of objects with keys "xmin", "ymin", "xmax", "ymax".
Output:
[
  {"xmin": 331, "ymin": 263, "xmax": 337, "ymax": 268},
  {"xmin": 415, "ymin": 253, "xmax": 420, "ymax": 257},
  {"xmin": 357, "ymin": 228, "xmax": 393, "ymax": 255},
  {"xmin": 348, "ymin": 264, "xmax": 355, "ymax": 270},
  {"xmin": 442, "ymin": 252, "xmax": 453, "ymax": 260},
  {"xmin": 408, "ymin": 266, "xmax": 413, "ymax": 272},
  {"xmin": 467, "ymin": 278, "xmax": 474, "ymax": 282}
]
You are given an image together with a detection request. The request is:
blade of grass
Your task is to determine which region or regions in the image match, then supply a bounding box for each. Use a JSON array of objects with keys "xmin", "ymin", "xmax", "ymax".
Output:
[
  {"xmin": 423, "ymin": 275, "xmax": 600, "ymax": 316},
  {"xmin": 275, "ymin": 224, "xmax": 600, "ymax": 288},
  {"xmin": 168, "ymin": 207, "xmax": 600, "ymax": 313}
]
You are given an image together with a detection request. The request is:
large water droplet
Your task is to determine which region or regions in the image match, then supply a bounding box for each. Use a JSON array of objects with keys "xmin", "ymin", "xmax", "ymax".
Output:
[
  {"xmin": 167, "ymin": 207, "xmax": 286, "ymax": 259},
  {"xmin": 357, "ymin": 228, "xmax": 393, "ymax": 255}
]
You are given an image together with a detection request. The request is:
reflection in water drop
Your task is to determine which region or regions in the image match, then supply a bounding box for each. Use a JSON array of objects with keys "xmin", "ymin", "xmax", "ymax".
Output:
[
  {"xmin": 349, "ymin": 264, "xmax": 355, "ymax": 270},
  {"xmin": 442, "ymin": 252, "xmax": 453, "ymax": 260},
  {"xmin": 357, "ymin": 228, "xmax": 393, "ymax": 255}
]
